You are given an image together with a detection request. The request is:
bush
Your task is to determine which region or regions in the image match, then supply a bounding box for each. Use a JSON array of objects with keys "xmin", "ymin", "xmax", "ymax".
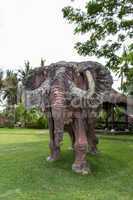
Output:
[
  {"xmin": 0, "ymin": 104, "xmax": 48, "ymax": 129},
  {"xmin": 15, "ymin": 103, "xmax": 25, "ymax": 124},
  {"xmin": 37, "ymin": 116, "xmax": 48, "ymax": 129},
  {"xmin": 24, "ymin": 107, "xmax": 48, "ymax": 129},
  {"xmin": 5, "ymin": 112, "xmax": 15, "ymax": 128}
]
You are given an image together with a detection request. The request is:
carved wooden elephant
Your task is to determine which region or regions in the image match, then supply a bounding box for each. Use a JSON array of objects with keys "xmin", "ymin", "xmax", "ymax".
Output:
[{"xmin": 24, "ymin": 61, "xmax": 112, "ymax": 174}]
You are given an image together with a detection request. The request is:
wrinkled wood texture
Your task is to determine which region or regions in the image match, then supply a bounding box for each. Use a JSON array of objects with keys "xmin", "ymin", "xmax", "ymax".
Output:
[{"xmin": 24, "ymin": 61, "xmax": 113, "ymax": 174}]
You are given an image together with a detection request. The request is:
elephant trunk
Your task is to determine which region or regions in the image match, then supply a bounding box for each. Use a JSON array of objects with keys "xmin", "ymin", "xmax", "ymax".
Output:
[{"xmin": 50, "ymin": 77, "xmax": 66, "ymax": 146}]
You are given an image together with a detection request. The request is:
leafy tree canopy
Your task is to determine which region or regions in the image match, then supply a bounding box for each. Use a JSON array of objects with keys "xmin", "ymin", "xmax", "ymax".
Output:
[{"xmin": 62, "ymin": 0, "xmax": 133, "ymax": 92}]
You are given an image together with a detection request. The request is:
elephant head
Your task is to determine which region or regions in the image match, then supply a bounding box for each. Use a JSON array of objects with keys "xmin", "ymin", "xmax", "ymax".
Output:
[{"xmin": 24, "ymin": 61, "xmax": 113, "ymax": 110}]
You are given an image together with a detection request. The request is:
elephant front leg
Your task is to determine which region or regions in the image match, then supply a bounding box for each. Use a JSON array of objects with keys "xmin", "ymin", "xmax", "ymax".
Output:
[
  {"xmin": 47, "ymin": 118, "xmax": 57, "ymax": 161},
  {"xmin": 72, "ymin": 116, "xmax": 91, "ymax": 175},
  {"xmin": 47, "ymin": 109, "xmax": 64, "ymax": 161}
]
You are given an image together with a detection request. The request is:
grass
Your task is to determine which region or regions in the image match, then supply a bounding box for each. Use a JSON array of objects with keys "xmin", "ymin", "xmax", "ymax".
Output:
[{"xmin": 0, "ymin": 128, "xmax": 133, "ymax": 200}]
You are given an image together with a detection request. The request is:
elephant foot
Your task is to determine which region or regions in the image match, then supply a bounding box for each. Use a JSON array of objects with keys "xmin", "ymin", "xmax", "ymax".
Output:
[
  {"xmin": 46, "ymin": 156, "xmax": 56, "ymax": 162},
  {"xmin": 46, "ymin": 155, "xmax": 60, "ymax": 162},
  {"xmin": 88, "ymin": 148, "xmax": 99, "ymax": 155},
  {"xmin": 46, "ymin": 149, "xmax": 60, "ymax": 162},
  {"xmin": 47, "ymin": 146, "xmax": 60, "ymax": 162},
  {"xmin": 72, "ymin": 163, "xmax": 91, "ymax": 175}
]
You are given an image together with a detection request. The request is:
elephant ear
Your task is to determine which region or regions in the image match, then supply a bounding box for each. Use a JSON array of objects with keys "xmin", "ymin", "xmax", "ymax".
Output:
[
  {"xmin": 23, "ymin": 66, "xmax": 49, "ymax": 109},
  {"xmin": 69, "ymin": 61, "xmax": 113, "ymax": 108},
  {"xmin": 24, "ymin": 66, "xmax": 48, "ymax": 90}
]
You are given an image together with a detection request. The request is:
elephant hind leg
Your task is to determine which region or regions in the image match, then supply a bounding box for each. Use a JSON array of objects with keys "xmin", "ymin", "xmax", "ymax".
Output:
[
  {"xmin": 86, "ymin": 118, "xmax": 99, "ymax": 155},
  {"xmin": 49, "ymin": 108, "xmax": 65, "ymax": 160},
  {"xmin": 72, "ymin": 115, "xmax": 91, "ymax": 175},
  {"xmin": 65, "ymin": 124, "xmax": 75, "ymax": 150}
]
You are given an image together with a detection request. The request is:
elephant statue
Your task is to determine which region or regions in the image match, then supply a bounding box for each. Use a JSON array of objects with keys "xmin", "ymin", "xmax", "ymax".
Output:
[{"xmin": 24, "ymin": 61, "xmax": 113, "ymax": 174}]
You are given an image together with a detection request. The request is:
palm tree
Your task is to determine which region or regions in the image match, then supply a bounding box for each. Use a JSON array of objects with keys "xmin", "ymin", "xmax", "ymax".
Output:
[
  {"xmin": 0, "ymin": 69, "xmax": 4, "ymax": 104},
  {"xmin": 18, "ymin": 61, "xmax": 32, "ymax": 84},
  {"xmin": 40, "ymin": 58, "xmax": 46, "ymax": 67},
  {"xmin": 17, "ymin": 61, "xmax": 32, "ymax": 104},
  {"xmin": 0, "ymin": 70, "xmax": 3, "ymax": 90},
  {"xmin": 3, "ymin": 70, "xmax": 18, "ymax": 106}
]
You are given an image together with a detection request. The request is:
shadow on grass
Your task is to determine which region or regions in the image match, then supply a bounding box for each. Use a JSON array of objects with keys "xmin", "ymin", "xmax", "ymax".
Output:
[{"xmin": 43, "ymin": 149, "xmax": 128, "ymax": 178}]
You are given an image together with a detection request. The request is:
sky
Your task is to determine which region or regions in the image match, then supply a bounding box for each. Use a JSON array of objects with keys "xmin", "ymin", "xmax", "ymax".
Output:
[
  {"xmin": 0, "ymin": 0, "xmax": 87, "ymax": 68},
  {"xmin": 0, "ymin": 0, "xmax": 119, "ymax": 88}
]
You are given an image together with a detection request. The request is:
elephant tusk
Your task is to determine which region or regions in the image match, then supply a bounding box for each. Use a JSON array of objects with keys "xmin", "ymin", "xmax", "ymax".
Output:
[{"xmin": 85, "ymin": 70, "xmax": 95, "ymax": 99}]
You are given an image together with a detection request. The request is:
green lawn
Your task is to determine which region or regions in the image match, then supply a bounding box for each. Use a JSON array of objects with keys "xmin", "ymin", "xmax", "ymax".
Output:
[{"xmin": 0, "ymin": 128, "xmax": 133, "ymax": 200}]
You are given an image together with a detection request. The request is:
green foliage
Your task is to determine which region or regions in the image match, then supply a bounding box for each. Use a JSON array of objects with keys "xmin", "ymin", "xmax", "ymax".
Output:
[
  {"xmin": 4, "ymin": 107, "xmax": 15, "ymax": 128},
  {"xmin": 15, "ymin": 103, "xmax": 26, "ymax": 125},
  {"xmin": 63, "ymin": 0, "xmax": 133, "ymax": 92},
  {"xmin": 0, "ymin": 59, "xmax": 49, "ymax": 128},
  {"xmin": 6, "ymin": 114, "xmax": 15, "ymax": 128},
  {"xmin": 0, "ymin": 70, "xmax": 3, "ymax": 90},
  {"xmin": 97, "ymin": 110, "xmax": 108, "ymax": 129},
  {"xmin": 37, "ymin": 116, "xmax": 48, "ymax": 129},
  {"xmin": 114, "ymin": 106, "xmax": 125, "ymax": 121},
  {"xmin": 0, "ymin": 104, "xmax": 48, "ymax": 129},
  {"xmin": 98, "ymin": 110, "xmax": 107, "ymax": 122},
  {"xmin": 19, "ymin": 106, "xmax": 48, "ymax": 129},
  {"xmin": 18, "ymin": 60, "xmax": 32, "ymax": 84},
  {"xmin": 3, "ymin": 70, "xmax": 18, "ymax": 105},
  {"xmin": 120, "ymin": 46, "xmax": 133, "ymax": 94}
]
